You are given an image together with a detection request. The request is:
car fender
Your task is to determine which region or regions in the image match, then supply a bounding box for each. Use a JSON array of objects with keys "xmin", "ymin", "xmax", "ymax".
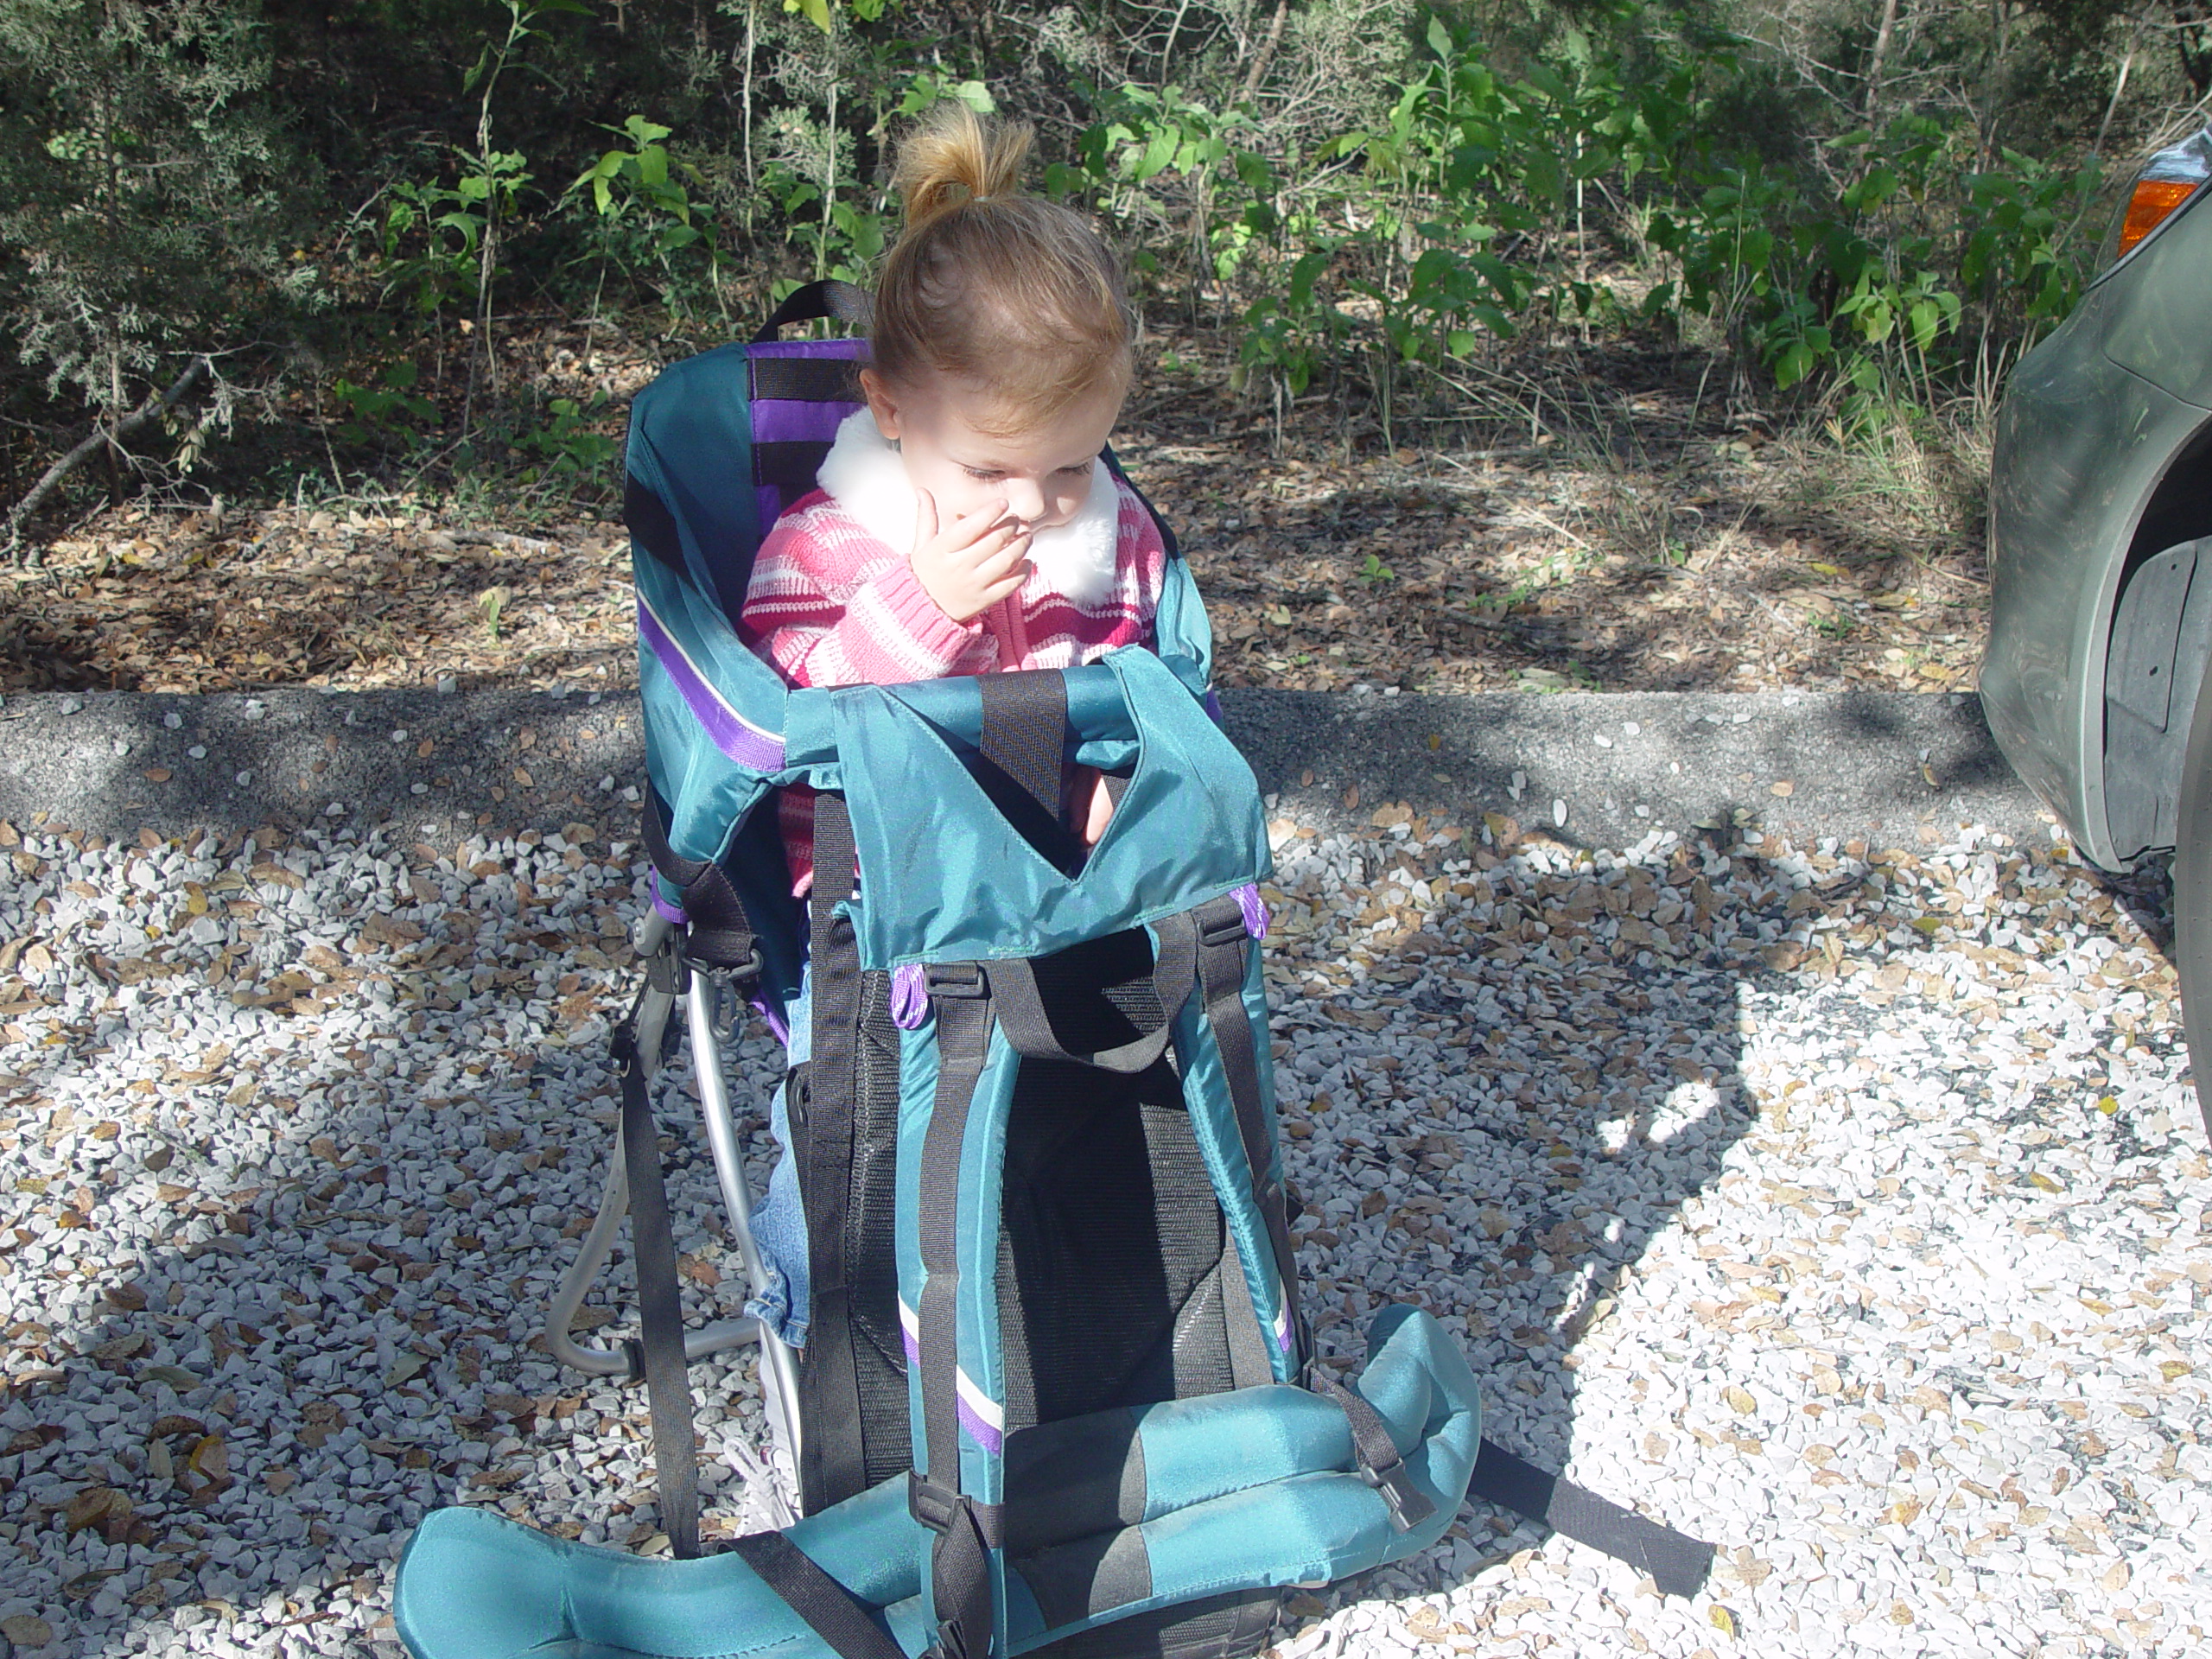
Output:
[{"xmin": 1985, "ymin": 315, "xmax": 2212, "ymax": 869}]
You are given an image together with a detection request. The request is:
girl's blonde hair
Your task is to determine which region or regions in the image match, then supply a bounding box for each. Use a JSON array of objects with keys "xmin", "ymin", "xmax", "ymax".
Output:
[{"xmin": 873, "ymin": 105, "xmax": 1132, "ymax": 429}]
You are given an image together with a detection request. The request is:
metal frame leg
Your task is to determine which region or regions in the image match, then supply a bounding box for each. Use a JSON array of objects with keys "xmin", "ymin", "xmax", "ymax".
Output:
[
  {"xmin": 544, "ymin": 912, "xmax": 804, "ymax": 1504},
  {"xmin": 544, "ymin": 980, "xmax": 763, "ymax": 1376},
  {"xmin": 685, "ymin": 978, "xmax": 806, "ymax": 1483}
]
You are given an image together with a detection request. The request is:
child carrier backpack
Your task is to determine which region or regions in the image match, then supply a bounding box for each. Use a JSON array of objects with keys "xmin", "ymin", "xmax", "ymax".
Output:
[{"xmin": 392, "ymin": 283, "xmax": 1714, "ymax": 1659}]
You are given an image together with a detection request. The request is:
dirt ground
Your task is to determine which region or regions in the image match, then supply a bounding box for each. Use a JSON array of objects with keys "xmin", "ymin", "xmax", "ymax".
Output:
[{"xmin": 0, "ymin": 328, "xmax": 1989, "ymax": 698}]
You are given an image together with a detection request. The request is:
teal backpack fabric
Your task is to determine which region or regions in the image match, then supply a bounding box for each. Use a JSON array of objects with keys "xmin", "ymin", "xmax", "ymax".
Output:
[{"xmin": 391, "ymin": 286, "xmax": 1713, "ymax": 1659}]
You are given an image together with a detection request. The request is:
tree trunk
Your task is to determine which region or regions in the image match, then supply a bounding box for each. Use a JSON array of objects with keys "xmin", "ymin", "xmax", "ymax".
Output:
[{"xmin": 1866, "ymin": 0, "xmax": 1901, "ymax": 121}]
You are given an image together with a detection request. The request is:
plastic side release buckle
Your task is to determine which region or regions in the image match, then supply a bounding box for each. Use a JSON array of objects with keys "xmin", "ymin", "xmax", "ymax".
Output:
[
  {"xmin": 1196, "ymin": 895, "xmax": 1249, "ymax": 950},
  {"xmin": 908, "ymin": 1471, "xmax": 960, "ymax": 1532},
  {"xmin": 925, "ymin": 962, "xmax": 989, "ymax": 1000},
  {"xmin": 1357, "ymin": 1449, "xmax": 1437, "ymax": 1532}
]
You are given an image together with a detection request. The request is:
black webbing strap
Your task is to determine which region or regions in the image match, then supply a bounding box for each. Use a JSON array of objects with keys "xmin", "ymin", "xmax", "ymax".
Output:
[
  {"xmin": 750, "ymin": 353, "xmax": 864, "ymax": 404},
  {"xmin": 613, "ymin": 1000, "xmax": 702, "ymax": 1559},
  {"xmin": 976, "ymin": 670, "xmax": 1068, "ymax": 823},
  {"xmin": 730, "ymin": 1531, "xmax": 906, "ymax": 1659},
  {"xmin": 753, "ymin": 278, "xmax": 874, "ymax": 340},
  {"xmin": 641, "ymin": 794, "xmax": 760, "ymax": 973},
  {"xmin": 1467, "ymin": 1440, "xmax": 1715, "ymax": 1598},
  {"xmin": 914, "ymin": 969, "xmax": 999, "ymax": 1659},
  {"xmin": 1192, "ymin": 894, "xmax": 1303, "ymax": 1347},
  {"xmin": 797, "ymin": 792, "xmax": 867, "ymax": 1510},
  {"xmin": 986, "ymin": 910, "xmax": 1198, "ymax": 1075},
  {"xmin": 1313, "ymin": 1375, "xmax": 1435, "ymax": 1532}
]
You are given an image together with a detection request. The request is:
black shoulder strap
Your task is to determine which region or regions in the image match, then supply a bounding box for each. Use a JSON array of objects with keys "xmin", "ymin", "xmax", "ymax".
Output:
[
  {"xmin": 730, "ymin": 1531, "xmax": 906, "ymax": 1659},
  {"xmin": 754, "ymin": 279, "xmax": 874, "ymax": 341},
  {"xmin": 912, "ymin": 963, "xmax": 1003, "ymax": 1659},
  {"xmin": 794, "ymin": 791, "xmax": 868, "ymax": 1511},
  {"xmin": 1467, "ymin": 1440, "xmax": 1716, "ymax": 1598},
  {"xmin": 613, "ymin": 995, "xmax": 703, "ymax": 1559}
]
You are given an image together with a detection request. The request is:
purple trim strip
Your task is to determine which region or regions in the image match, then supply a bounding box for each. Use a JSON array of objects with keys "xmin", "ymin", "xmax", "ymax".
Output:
[
  {"xmin": 1235, "ymin": 882, "xmax": 1269, "ymax": 940},
  {"xmin": 890, "ymin": 964, "xmax": 930, "ymax": 1029},
  {"xmin": 957, "ymin": 1395, "xmax": 1004, "ymax": 1457},
  {"xmin": 752, "ymin": 398, "xmax": 865, "ymax": 444},
  {"xmin": 652, "ymin": 888, "xmax": 687, "ymax": 925},
  {"xmin": 899, "ymin": 1321, "xmax": 1004, "ymax": 1451},
  {"xmin": 636, "ymin": 599, "xmax": 785, "ymax": 772},
  {"xmin": 749, "ymin": 994, "xmax": 790, "ymax": 1047}
]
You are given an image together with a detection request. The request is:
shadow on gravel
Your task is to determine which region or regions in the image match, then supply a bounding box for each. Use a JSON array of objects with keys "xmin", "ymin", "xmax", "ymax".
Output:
[{"xmin": 1271, "ymin": 818, "xmax": 1904, "ymax": 1605}]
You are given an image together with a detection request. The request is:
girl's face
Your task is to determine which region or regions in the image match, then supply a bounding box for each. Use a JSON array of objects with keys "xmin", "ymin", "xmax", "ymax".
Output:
[{"xmin": 861, "ymin": 368, "xmax": 1124, "ymax": 532}]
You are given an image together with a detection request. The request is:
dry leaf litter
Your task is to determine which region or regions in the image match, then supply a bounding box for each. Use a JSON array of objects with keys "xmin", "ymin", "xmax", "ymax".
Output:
[{"xmin": 0, "ymin": 802, "xmax": 2206, "ymax": 1657}]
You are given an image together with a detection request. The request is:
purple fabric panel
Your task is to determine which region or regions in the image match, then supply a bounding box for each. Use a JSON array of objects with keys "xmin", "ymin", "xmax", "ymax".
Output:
[
  {"xmin": 890, "ymin": 964, "xmax": 930, "ymax": 1029},
  {"xmin": 957, "ymin": 1395, "xmax": 1004, "ymax": 1457},
  {"xmin": 902, "ymin": 1325, "xmax": 922, "ymax": 1368},
  {"xmin": 635, "ymin": 600, "xmax": 785, "ymax": 772},
  {"xmin": 1235, "ymin": 881, "xmax": 1269, "ymax": 941},
  {"xmin": 752, "ymin": 398, "xmax": 866, "ymax": 444},
  {"xmin": 652, "ymin": 888, "xmax": 687, "ymax": 925},
  {"xmin": 758, "ymin": 484, "xmax": 789, "ymax": 535},
  {"xmin": 749, "ymin": 340, "xmax": 870, "ymax": 359},
  {"xmin": 1204, "ymin": 689, "xmax": 1225, "ymax": 726}
]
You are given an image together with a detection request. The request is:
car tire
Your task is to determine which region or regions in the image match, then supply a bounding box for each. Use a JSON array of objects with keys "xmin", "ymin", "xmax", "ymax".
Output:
[{"xmin": 2173, "ymin": 655, "xmax": 2212, "ymax": 1138}]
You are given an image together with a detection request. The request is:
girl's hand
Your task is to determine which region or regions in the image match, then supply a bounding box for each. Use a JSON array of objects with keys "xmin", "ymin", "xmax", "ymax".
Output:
[
  {"xmin": 1076, "ymin": 766, "xmax": 1116, "ymax": 847},
  {"xmin": 909, "ymin": 488, "xmax": 1033, "ymax": 624}
]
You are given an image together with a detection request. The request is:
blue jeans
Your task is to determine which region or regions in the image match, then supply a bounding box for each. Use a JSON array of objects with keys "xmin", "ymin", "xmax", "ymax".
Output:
[{"xmin": 743, "ymin": 963, "xmax": 811, "ymax": 1347}]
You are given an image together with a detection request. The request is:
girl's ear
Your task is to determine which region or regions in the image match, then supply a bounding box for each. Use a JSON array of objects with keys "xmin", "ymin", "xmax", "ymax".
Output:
[{"xmin": 859, "ymin": 369, "xmax": 901, "ymax": 442}]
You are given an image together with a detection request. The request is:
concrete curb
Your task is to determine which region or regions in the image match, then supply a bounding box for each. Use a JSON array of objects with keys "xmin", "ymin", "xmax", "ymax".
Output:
[{"xmin": 0, "ymin": 685, "xmax": 2048, "ymax": 852}]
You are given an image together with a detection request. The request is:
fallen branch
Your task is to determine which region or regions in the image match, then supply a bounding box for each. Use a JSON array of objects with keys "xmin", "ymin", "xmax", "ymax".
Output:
[{"xmin": 3, "ymin": 355, "xmax": 212, "ymax": 565}]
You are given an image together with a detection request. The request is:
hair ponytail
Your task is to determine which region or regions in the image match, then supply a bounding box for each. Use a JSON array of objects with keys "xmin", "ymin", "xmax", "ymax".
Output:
[
  {"xmin": 873, "ymin": 105, "xmax": 1132, "ymax": 429},
  {"xmin": 894, "ymin": 105, "xmax": 1033, "ymax": 235}
]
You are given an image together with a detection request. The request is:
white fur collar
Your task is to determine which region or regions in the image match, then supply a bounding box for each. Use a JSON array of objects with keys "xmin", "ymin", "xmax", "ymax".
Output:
[{"xmin": 815, "ymin": 408, "xmax": 1122, "ymax": 607}]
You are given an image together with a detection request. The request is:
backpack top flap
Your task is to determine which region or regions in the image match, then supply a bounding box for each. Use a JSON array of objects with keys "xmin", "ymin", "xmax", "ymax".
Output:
[{"xmin": 795, "ymin": 648, "xmax": 1270, "ymax": 968}]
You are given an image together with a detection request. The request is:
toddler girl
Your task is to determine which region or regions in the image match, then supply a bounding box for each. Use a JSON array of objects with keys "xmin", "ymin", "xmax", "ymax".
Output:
[{"xmin": 740, "ymin": 105, "xmax": 1166, "ymax": 892}]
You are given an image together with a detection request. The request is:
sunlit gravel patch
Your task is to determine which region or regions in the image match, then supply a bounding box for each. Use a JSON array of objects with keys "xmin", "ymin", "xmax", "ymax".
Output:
[{"xmin": 0, "ymin": 808, "xmax": 2207, "ymax": 1657}]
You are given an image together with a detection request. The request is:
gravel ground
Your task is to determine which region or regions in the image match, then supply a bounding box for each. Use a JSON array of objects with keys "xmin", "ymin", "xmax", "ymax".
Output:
[{"xmin": 0, "ymin": 799, "xmax": 2206, "ymax": 1658}]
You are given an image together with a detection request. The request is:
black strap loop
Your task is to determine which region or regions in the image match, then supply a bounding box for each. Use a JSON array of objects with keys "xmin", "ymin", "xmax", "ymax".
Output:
[
  {"xmin": 642, "ymin": 792, "xmax": 762, "ymax": 976},
  {"xmin": 976, "ymin": 669, "xmax": 1068, "ymax": 822},
  {"xmin": 730, "ymin": 1531, "xmax": 906, "ymax": 1659},
  {"xmin": 1315, "ymin": 1375, "xmax": 1435, "ymax": 1533},
  {"xmin": 753, "ymin": 279, "xmax": 874, "ymax": 341},
  {"xmin": 987, "ymin": 910, "xmax": 1198, "ymax": 1075},
  {"xmin": 613, "ymin": 998, "xmax": 702, "ymax": 1559},
  {"xmin": 1467, "ymin": 1439, "xmax": 1716, "ymax": 1598}
]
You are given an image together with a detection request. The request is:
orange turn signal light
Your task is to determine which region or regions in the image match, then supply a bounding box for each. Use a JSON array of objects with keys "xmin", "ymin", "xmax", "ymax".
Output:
[{"xmin": 2117, "ymin": 178, "xmax": 2201, "ymax": 258}]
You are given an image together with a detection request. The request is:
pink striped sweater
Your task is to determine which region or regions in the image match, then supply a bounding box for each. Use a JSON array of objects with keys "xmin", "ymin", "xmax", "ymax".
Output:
[{"xmin": 739, "ymin": 410, "xmax": 1167, "ymax": 890}]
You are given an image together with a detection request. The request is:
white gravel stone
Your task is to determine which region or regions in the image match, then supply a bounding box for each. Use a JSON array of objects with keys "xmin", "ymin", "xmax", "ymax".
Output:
[{"xmin": 0, "ymin": 809, "xmax": 2208, "ymax": 1658}]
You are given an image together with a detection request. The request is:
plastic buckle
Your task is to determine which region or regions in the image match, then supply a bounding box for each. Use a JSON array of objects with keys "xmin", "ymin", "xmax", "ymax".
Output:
[
  {"xmin": 930, "ymin": 1618, "xmax": 970, "ymax": 1659},
  {"xmin": 1197, "ymin": 899, "xmax": 1249, "ymax": 950},
  {"xmin": 925, "ymin": 963, "xmax": 988, "ymax": 1000},
  {"xmin": 1356, "ymin": 1453, "xmax": 1437, "ymax": 1532},
  {"xmin": 908, "ymin": 1471, "xmax": 961, "ymax": 1532}
]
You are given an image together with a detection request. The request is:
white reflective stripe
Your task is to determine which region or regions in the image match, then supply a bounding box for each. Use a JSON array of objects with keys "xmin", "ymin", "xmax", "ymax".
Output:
[
  {"xmin": 899, "ymin": 1300, "xmax": 1002, "ymax": 1430},
  {"xmin": 956, "ymin": 1368, "xmax": 1003, "ymax": 1432},
  {"xmin": 636, "ymin": 588, "xmax": 784, "ymax": 754}
]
